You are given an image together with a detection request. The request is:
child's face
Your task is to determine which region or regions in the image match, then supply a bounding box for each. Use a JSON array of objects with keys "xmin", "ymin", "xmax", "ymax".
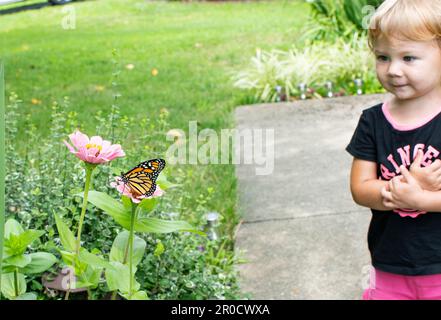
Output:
[{"xmin": 374, "ymin": 35, "xmax": 441, "ymax": 102}]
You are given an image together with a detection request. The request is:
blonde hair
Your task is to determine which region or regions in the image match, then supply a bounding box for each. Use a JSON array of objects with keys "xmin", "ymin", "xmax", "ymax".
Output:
[{"xmin": 368, "ymin": 0, "xmax": 441, "ymax": 51}]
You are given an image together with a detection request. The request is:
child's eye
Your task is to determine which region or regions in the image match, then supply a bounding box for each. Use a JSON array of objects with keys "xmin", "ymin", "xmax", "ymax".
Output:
[
  {"xmin": 403, "ymin": 56, "xmax": 417, "ymax": 62},
  {"xmin": 376, "ymin": 55, "xmax": 389, "ymax": 62}
]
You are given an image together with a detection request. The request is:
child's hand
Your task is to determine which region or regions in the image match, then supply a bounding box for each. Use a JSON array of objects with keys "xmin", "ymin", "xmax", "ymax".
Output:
[
  {"xmin": 409, "ymin": 149, "xmax": 441, "ymax": 191},
  {"xmin": 381, "ymin": 165, "xmax": 425, "ymax": 210}
]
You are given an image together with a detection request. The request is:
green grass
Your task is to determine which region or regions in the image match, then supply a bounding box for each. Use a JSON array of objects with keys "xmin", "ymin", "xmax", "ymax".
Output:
[{"xmin": 0, "ymin": 0, "xmax": 310, "ymax": 238}]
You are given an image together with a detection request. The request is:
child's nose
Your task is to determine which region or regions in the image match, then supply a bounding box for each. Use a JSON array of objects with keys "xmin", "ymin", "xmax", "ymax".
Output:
[{"xmin": 387, "ymin": 60, "xmax": 404, "ymax": 77}]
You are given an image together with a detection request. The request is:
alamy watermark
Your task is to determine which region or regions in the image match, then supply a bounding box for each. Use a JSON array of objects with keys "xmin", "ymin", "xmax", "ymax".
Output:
[
  {"xmin": 61, "ymin": 5, "xmax": 76, "ymax": 30},
  {"xmin": 361, "ymin": 5, "xmax": 376, "ymax": 30},
  {"xmin": 61, "ymin": 266, "xmax": 76, "ymax": 290},
  {"xmin": 361, "ymin": 264, "xmax": 376, "ymax": 291},
  {"xmin": 165, "ymin": 121, "xmax": 275, "ymax": 176}
]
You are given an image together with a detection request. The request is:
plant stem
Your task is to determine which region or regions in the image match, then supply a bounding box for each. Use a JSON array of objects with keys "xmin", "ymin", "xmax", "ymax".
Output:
[
  {"xmin": 14, "ymin": 268, "xmax": 19, "ymax": 298},
  {"xmin": 76, "ymin": 164, "xmax": 95, "ymax": 255},
  {"xmin": 112, "ymin": 207, "xmax": 138, "ymax": 300},
  {"xmin": 71, "ymin": 163, "xmax": 95, "ymax": 299},
  {"xmin": 128, "ymin": 203, "xmax": 137, "ymax": 300},
  {"xmin": 123, "ymin": 232, "xmax": 130, "ymax": 264}
]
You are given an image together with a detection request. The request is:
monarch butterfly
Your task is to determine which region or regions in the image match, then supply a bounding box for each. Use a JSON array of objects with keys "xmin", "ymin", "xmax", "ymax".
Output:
[{"xmin": 119, "ymin": 158, "xmax": 166, "ymax": 197}]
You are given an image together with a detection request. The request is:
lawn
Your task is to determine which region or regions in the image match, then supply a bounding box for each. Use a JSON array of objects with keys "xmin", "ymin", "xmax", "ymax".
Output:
[{"xmin": 0, "ymin": 0, "xmax": 309, "ymax": 251}]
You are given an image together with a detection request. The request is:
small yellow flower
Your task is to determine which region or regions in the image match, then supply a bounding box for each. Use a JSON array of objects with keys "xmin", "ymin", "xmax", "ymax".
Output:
[
  {"xmin": 151, "ymin": 68, "xmax": 158, "ymax": 76},
  {"xmin": 31, "ymin": 98, "xmax": 42, "ymax": 105},
  {"xmin": 126, "ymin": 64, "xmax": 135, "ymax": 70},
  {"xmin": 95, "ymin": 85, "xmax": 105, "ymax": 92}
]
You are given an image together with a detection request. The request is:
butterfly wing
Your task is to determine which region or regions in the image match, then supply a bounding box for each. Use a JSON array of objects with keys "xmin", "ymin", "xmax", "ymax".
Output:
[{"xmin": 122, "ymin": 159, "xmax": 166, "ymax": 197}]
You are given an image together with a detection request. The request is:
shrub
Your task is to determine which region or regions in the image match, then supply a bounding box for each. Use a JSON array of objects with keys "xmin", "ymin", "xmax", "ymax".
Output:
[
  {"xmin": 4, "ymin": 92, "xmax": 246, "ymax": 300},
  {"xmin": 232, "ymin": 35, "xmax": 383, "ymax": 103},
  {"xmin": 301, "ymin": 0, "xmax": 384, "ymax": 43}
]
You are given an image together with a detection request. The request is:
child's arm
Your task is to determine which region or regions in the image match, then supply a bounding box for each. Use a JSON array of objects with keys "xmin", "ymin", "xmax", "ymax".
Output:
[{"xmin": 350, "ymin": 158, "xmax": 392, "ymax": 211}]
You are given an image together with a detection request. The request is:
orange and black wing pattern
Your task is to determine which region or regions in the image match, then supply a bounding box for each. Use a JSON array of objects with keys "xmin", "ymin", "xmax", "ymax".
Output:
[{"xmin": 121, "ymin": 159, "xmax": 166, "ymax": 197}]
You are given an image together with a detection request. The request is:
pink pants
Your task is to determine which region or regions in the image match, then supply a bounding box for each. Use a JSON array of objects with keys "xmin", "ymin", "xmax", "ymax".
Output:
[{"xmin": 363, "ymin": 268, "xmax": 441, "ymax": 300}]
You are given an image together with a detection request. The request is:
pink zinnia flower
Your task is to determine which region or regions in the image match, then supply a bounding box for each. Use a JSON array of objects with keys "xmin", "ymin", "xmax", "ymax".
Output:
[
  {"xmin": 110, "ymin": 176, "xmax": 164, "ymax": 203},
  {"xmin": 64, "ymin": 130, "xmax": 125, "ymax": 164}
]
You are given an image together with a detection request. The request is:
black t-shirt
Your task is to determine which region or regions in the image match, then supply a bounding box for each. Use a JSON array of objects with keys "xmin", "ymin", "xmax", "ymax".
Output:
[{"xmin": 346, "ymin": 102, "xmax": 441, "ymax": 275}]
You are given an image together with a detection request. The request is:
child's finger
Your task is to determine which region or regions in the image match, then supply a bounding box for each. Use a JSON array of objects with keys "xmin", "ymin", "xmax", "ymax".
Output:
[
  {"xmin": 429, "ymin": 159, "xmax": 441, "ymax": 171},
  {"xmin": 388, "ymin": 179, "xmax": 395, "ymax": 192},
  {"xmin": 381, "ymin": 186, "xmax": 393, "ymax": 201},
  {"xmin": 433, "ymin": 165, "xmax": 441, "ymax": 176},
  {"xmin": 383, "ymin": 197, "xmax": 397, "ymax": 209},
  {"xmin": 391, "ymin": 176, "xmax": 401, "ymax": 190},
  {"xmin": 400, "ymin": 165, "xmax": 415, "ymax": 184},
  {"xmin": 433, "ymin": 168, "xmax": 441, "ymax": 186},
  {"xmin": 411, "ymin": 149, "xmax": 424, "ymax": 168}
]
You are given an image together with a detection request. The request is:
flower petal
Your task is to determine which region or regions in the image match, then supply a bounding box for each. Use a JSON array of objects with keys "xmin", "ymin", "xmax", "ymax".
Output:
[
  {"xmin": 86, "ymin": 147, "xmax": 100, "ymax": 157},
  {"xmin": 152, "ymin": 185, "xmax": 164, "ymax": 197},
  {"xmin": 76, "ymin": 146, "xmax": 89, "ymax": 162},
  {"xmin": 63, "ymin": 140, "xmax": 76, "ymax": 153},
  {"xmin": 101, "ymin": 144, "xmax": 125, "ymax": 161},
  {"xmin": 100, "ymin": 140, "xmax": 112, "ymax": 153},
  {"xmin": 70, "ymin": 130, "xmax": 89, "ymax": 149},
  {"xmin": 90, "ymin": 136, "xmax": 103, "ymax": 146}
]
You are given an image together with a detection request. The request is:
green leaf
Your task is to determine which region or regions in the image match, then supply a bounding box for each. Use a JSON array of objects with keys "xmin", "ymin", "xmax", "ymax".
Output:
[
  {"xmin": 17, "ymin": 230, "xmax": 44, "ymax": 248},
  {"xmin": 54, "ymin": 213, "xmax": 77, "ymax": 253},
  {"xmin": 85, "ymin": 191, "xmax": 203, "ymax": 235},
  {"xmin": 1, "ymin": 264, "xmax": 16, "ymax": 273},
  {"xmin": 154, "ymin": 241, "xmax": 165, "ymax": 257},
  {"xmin": 78, "ymin": 248, "xmax": 114, "ymax": 270},
  {"xmin": 105, "ymin": 261, "xmax": 140, "ymax": 293},
  {"xmin": 15, "ymin": 292, "xmax": 37, "ymax": 300},
  {"xmin": 1, "ymin": 272, "xmax": 26, "ymax": 299},
  {"xmin": 3, "ymin": 230, "xmax": 44, "ymax": 256},
  {"xmin": 90, "ymin": 248, "xmax": 101, "ymax": 255},
  {"xmin": 4, "ymin": 219, "xmax": 24, "ymax": 238},
  {"xmin": 134, "ymin": 217, "xmax": 205, "ymax": 235},
  {"xmin": 77, "ymin": 264, "xmax": 102, "ymax": 289},
  {"xmin": 59, "ymin": 250, "xmax": 75, "ymax": 267},
  {"xmin": 109, "ymin": 231, "xmax": 146, "ymax": 266},
  {"xmin": 122, "ymin": 290, "xmax": 149, "ymax": 300},
  {"xmin": 121, "ymin": 196, "xmax": 132, "ymax": 211},
  {"xmin": 58, "ymin": 251, "xmax": 88, "ymax": 277},
  {"xmin": 81, "ymin": 191, "xmax": 130, "ymax": 229},
  {"xmin": 20, "ymin": 252, "xmax": 57, "ymax": 274},
  {"xmin": 3, "ymin": 254, "xmax": 31, "ymax": 268},
  {"xmin": 80, "ymin": 190, "xmax": 126, "ymax": 216},
  {"xmin": 156, "ymin": 174, "xmax": 177, "ymax": 190},
  {"xmin": 138, "ymin": 198, "xmax": 158, "ymax": 214}
]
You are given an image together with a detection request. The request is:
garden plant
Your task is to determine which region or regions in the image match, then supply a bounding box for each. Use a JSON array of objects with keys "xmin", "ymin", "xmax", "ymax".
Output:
[{"xmin": 233, "ymin": 0, "xmax": 386, "ymax": 103}]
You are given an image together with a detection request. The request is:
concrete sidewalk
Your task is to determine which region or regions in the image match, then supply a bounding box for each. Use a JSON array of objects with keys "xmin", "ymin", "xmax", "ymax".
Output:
[{"xmin": 234, "ymin": 93, "xmax": 388, "ymax": 300}]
